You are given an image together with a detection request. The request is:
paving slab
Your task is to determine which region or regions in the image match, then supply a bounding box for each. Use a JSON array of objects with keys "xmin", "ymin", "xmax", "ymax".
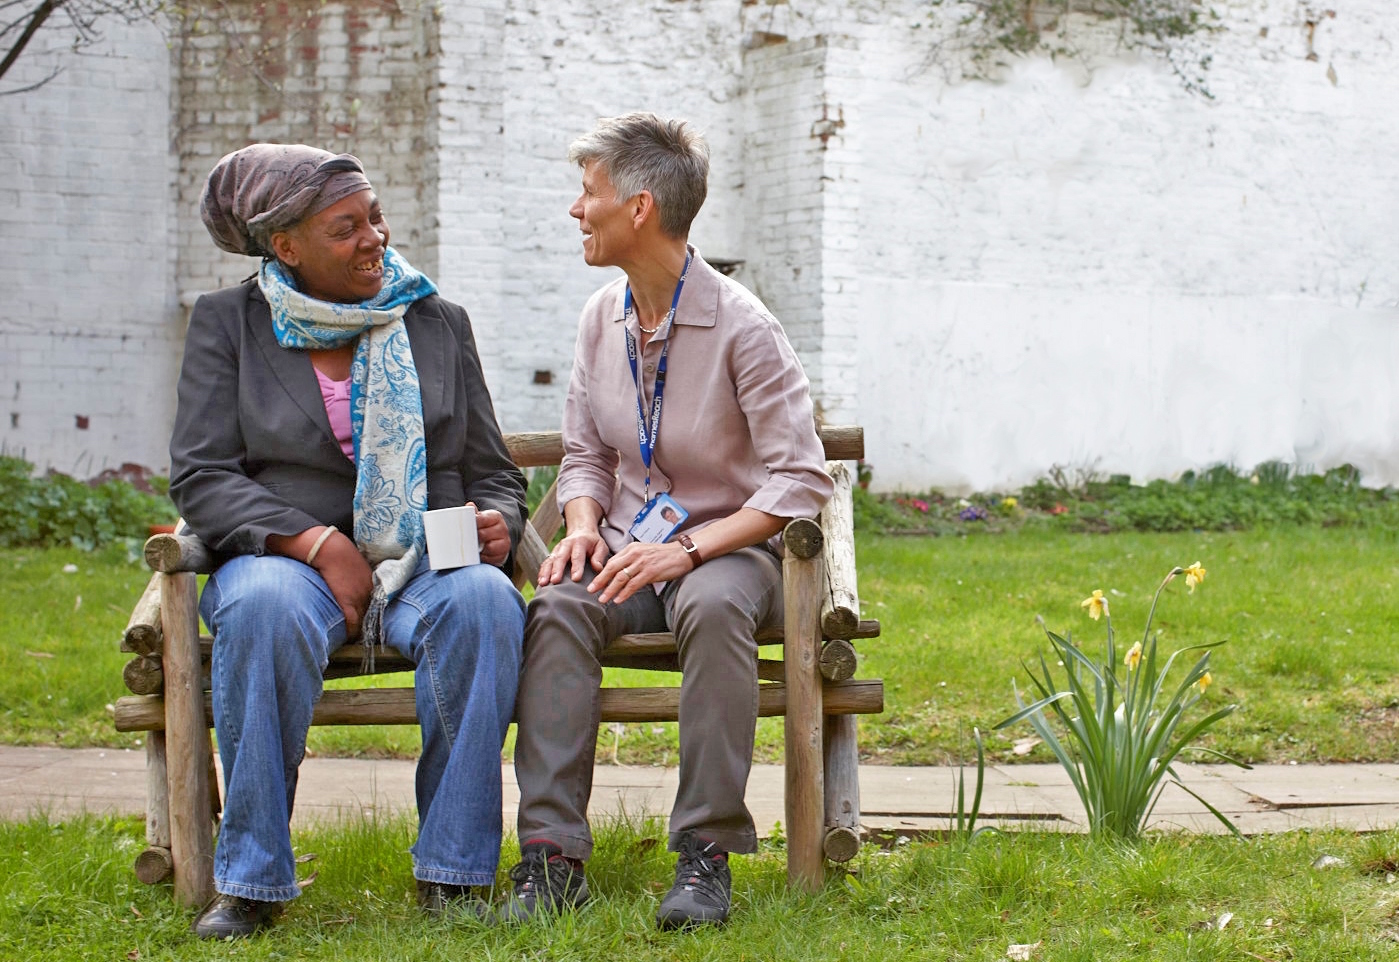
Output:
[
  {"xmin": 1136, "ymin": 809, "xmax": 1299, "ymax": 835},
  {"xmin": 1279, "ymin": 804, "xmax": 1399, "ymax": 833},
  {"xmin": 3, "ymin": 747, "xmax": 1399, "ymax": 841},
  {"xmin": 861, "ymin": 814, "xmax": 1075, "ymax": 836},
  {"xmin": 287, "ymin": 757, "xmax": 417, "ymax": 824},
  {"xmin": 0, "ymin": 747, "xmax": 148, "ymax": 821},
  {"xmin": 1221, "ymin": 763, "xmax": 1399, "ymax": 809}
]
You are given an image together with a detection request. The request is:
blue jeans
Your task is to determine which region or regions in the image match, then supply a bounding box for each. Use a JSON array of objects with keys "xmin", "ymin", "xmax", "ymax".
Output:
[{"xmin": 200, "ymin": 554, "xmax": 524, "ymax": 902}]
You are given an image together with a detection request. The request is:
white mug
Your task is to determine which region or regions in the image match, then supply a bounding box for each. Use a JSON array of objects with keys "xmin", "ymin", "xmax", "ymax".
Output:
[{"xmin": 422, "ymin": 504, "xmax": 480, "ymax": 570}]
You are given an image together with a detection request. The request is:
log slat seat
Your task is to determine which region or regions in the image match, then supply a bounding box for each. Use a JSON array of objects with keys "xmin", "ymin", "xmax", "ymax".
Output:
[{"xmin": 114, "ymin": 425, "xmax": 882, "ymax": 902}]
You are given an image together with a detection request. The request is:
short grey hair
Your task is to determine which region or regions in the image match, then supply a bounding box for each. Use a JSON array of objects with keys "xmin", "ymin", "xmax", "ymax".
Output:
[{"xmin": 567, "ymin": 112, "xmax": 709, "ymax": 239}]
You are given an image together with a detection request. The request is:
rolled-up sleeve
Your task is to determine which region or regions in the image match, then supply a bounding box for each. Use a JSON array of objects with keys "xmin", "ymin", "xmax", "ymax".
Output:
[
  {"xmin": 732, "ymin": 319, "xmax": 834, "ymax": 520},
  {"xmin": 552, "ymin": 256, "xmax": 832, "ymax": 544}
]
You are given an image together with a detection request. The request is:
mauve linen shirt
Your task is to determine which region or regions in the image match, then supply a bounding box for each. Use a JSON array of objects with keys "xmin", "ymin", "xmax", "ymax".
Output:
[{"xmin": 556, "ymin": 249, "xmax": 834, "ymax": 554}]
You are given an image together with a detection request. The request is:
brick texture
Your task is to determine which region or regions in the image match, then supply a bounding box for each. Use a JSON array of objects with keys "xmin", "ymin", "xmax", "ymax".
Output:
[{"xmin": 3, "ymin": 0, "xmax": 1396, "ymax": 490}]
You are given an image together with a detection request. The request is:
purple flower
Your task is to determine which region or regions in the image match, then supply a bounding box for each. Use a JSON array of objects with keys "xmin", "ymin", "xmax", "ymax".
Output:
[{"xmin": 959, "ymin": 505, "xmax": 988, "ymax": 522}]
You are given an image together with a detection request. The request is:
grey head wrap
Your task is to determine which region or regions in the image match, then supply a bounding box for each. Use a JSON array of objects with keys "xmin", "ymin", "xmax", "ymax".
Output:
[{"xmin": 200, "ymin": 144, "xmax": 373, "ymax": 258}]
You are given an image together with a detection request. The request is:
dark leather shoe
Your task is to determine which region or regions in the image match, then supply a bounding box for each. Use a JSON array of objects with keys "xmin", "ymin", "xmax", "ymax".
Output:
[
  {"xmin": 191, "ymin": 893, "xmax": 283, "ymax": 939},
  {"xmin": 417, "ymin": 880, "xmax": 490, "ymax": 921}
]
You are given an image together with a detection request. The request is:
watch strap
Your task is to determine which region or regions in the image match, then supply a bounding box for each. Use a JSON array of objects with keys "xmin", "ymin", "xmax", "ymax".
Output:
[{"xmin": 679, "ymin": 534, "xmax": 703, "ymax": 567}]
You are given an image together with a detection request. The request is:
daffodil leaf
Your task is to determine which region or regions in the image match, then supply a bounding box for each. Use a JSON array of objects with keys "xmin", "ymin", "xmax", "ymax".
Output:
[
  {"xmin": 995, "ymin": 691, "xmax": 1072, "ymax": 729},
  {"xmin": 1170, "ymin": 778, "xmax": 1244, "ymax": 838}
]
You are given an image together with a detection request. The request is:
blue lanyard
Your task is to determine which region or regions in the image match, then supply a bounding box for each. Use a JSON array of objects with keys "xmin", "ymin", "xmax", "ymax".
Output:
[{"xmin": 624, "ymin": 251, "xmax": 692, "ymax": 502}]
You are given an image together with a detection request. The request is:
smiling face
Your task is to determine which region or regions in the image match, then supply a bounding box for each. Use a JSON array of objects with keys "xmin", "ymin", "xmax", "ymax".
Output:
[
  {"xmin": 568, "ymin": 160, "xmax": 637, "ymax": 269},
  {"xmin": 271, "ymin": 189, "xmax": 390, "ymax": 303}
]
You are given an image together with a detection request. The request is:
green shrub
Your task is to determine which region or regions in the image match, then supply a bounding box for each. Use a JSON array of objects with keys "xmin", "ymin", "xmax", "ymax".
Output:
[
  {"xmin": 856, "ymin": 460, "xmax": 1399, "ymax": 535},
  {"xmin": 524, "ymin": 464, "xmax": 558, "ymax": 517},
  {"xmin": 0, "ymin": 456, "xmax": 175, "ymax": 550}
]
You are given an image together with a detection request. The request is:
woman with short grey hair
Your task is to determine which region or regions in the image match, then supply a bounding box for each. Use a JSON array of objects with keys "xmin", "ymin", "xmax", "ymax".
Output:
[{"xmin": 503, "ymin": 113, "xmax": 833, "ymax": 930}]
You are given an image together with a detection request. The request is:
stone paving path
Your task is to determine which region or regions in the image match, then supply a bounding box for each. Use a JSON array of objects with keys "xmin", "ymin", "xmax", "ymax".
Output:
[{"xmin": 6, "ymin": 745, "xmax": 1399, "ymax": 836}]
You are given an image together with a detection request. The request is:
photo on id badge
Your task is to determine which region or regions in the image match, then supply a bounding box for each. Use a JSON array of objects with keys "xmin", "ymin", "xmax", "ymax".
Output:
[{"xmin": 630, "ymin": 492, "xmax": 689, "ymax": 544}]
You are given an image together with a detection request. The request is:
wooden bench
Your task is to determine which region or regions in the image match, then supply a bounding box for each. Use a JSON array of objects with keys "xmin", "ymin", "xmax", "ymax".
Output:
[{"xmin": 113, "ymin": 425, "xmax": 883, "ymax": 904}]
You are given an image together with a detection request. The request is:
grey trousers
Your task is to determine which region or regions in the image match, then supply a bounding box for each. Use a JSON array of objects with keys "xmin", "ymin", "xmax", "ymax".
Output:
[{"xmin": 513, "ymin": 545, "xmax": 784, "ymax": 858}]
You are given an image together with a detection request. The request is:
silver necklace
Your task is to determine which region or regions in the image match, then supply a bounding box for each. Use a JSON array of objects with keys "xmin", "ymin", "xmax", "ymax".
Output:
[{"xmin": 630, "ymin": 254, "xmax": 692, "ymax": 336}]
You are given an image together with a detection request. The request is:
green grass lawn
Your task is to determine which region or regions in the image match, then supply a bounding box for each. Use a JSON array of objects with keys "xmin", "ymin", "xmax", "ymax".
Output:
[
  {"xmin": 0, "ymin": 542, "xmax": 155, "ymax": 748},
  {"xmin": 6, "ymin": 814, "xmax": 1399, "ymax": 960},
  {"xmin": 850, "ymin": 525, "xmax": 1399, "ymax": 767},
  {"xmin": 570, "ymin": 524, "xmax": 1399, "ymax": 768},
  {"xmin": 5, "ymin": 528, "xmax": 1399, "ymax": 959},
  {"xmin": 4, "ymin": 525, "xmax": 1398, "ymax": 766}
]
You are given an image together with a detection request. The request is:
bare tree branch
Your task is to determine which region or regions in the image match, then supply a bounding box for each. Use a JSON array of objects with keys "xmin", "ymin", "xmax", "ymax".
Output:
[
  {"xmin": 0, "ymin": 0, "xmax": 61, "ymax": 83},
  {"xmin": 0, "ymin": 0, "xmax": 169, "ymax": 94}
]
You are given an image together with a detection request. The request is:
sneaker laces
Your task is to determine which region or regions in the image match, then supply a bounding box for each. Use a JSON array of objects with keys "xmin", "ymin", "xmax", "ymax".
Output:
[
  {"xmin": 672, "ymin": 836, "xmax": 730, "ymax": 907},
  {"xmin": 509, "ymin": 845, "xmax": 576, "ymax": 896}
]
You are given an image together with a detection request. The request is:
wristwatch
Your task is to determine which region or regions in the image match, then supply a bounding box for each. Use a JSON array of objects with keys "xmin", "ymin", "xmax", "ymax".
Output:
[{"xmin": 678, "ymin": 534, "xmax": 704, "ymax": 567}]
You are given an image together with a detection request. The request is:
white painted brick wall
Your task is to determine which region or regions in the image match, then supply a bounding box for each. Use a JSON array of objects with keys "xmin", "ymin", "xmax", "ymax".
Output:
[
  {"xmin": 5, "ymin": 0, "xmax": 1397, "ymax": 491},
  {"xmin": 433, "ymin": 0, "xmax": 508, "ymax": 402},
  {"xmin": 836, "ymin": 0, "xmax": 1399, "ymax": 489},
  {"xmin": 171, "ymin": 3, "xmax": 438, "ymax": 307},
  {"xmin": 0, "ymin": 19, "xmax": 177, "ymax": 475},
  {"xmin": 465, "ymin": 0, "xmax": 751, "ymax": 433}
]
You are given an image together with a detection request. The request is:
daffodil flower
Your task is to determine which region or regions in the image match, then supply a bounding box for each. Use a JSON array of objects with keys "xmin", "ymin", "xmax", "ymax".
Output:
[
  {"xmin": 1002, "ymin": 496, "xmax": 1018, "ymax": 509},
  {"xmin": 999, "ymin": 565, "xmax": 1242, "ymax": 840},
  {"xmin": 1081, "ymin": 589, "xmax": 1108, "ymax": 621}
]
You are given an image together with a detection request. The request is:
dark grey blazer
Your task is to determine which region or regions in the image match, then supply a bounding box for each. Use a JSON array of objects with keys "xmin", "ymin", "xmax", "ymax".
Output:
[{"xmin": 169, "ymin": 279, "xmax": 527, "ymax": 568}]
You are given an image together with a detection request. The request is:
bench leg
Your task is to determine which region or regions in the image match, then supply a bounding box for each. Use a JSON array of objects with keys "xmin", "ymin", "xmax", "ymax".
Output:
[
  {"xmin": 207, "ymin": 728, "xmax": 222, "ymax": 824},
  {"xmin": 782, "ymin": 520, "xmax": 825, "ymax": 891},
  {"xmin": 161, "ymin": 571, "xmax": 215, "ymax": 906},
  {"xmin": 822, "ymin": 714, "xmax": 861, "ymax": 863},
  {"xmin": 133, "ymin": 731, "xmax": 174, "ymax": 885}
]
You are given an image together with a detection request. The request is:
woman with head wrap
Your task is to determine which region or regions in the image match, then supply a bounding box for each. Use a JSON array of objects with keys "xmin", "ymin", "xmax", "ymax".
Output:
[{"xmin": 171, "ymin": 144, "xmax": 526, "ymax": 938}]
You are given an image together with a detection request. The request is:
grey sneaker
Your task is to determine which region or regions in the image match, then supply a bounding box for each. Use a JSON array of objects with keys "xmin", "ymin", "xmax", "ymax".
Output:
[
  {"xmin": 497, "ymin": 841, "xmax": 589, "ymax": 923},
  {"xmin": 416, "ymin": 880, "xmax": 490, "ymax": 921},
  {"xmin": 656, "ymin": 833, "xmax": 731, "ymax": 930}
]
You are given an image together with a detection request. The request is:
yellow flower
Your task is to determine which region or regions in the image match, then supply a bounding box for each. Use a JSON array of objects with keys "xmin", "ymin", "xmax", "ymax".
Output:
[
  {"xmin": 1002, "ymin": 496, "xmax": 1018, "ymax": 509},
  {"xmin": 1198, "ymin": 671, "xmax": 1213, "ymax": 692},
  {"xmin": 1184, "ymin": 562, "xmax": 1207, "ymax": 593},
  {"xmin": 1081, "ymin": 589, "xmax": 1108, "ymax": 621},
  {"xmin": 1125, "ymin": 641, "xmax": 1142, "ymax": 670}
]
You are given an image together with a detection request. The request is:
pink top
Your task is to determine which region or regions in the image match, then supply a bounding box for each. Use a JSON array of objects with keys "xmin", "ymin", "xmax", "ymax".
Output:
[
  {"xmin": 314, "ymin": 366, "xmax": 355, "ymax": 461},
  {"xmin": 557, "ymin": 249, "xmax": 833, "ymax": 555}
]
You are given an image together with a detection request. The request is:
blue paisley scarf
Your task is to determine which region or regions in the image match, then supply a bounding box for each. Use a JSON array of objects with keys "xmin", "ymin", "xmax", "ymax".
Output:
[{"xmin": 259, "ymin": 246, "xmax": 438, "ymax": 649}]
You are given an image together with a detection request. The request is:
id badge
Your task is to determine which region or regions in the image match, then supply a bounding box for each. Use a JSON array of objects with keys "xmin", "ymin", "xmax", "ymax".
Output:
[{"xmin": 629, "ymin": 492, "xmax": 689, "ymax": 544}]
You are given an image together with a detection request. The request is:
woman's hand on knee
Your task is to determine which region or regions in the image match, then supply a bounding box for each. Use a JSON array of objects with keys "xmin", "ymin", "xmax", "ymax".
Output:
[
  {"xmin": 540, "ymin": 529, "xmax": 610, "ymax": 586},
  {"xmin": 590, "ymin": 541, "xmax": 694, "ymax": 605},
  {"xmin": 310, "ymin": 532, "xmax": 373, "ymax": 638}
]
